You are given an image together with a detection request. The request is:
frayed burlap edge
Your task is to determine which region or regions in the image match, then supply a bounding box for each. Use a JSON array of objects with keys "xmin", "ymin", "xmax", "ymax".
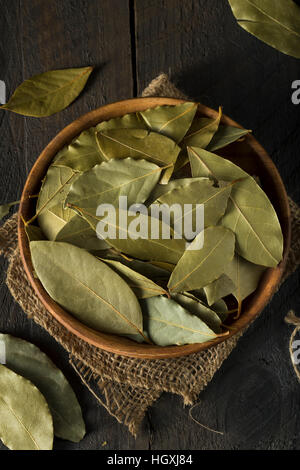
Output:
[{"xmin": 1, "ymin": 75, "xmax": 299, "ymax": 436}]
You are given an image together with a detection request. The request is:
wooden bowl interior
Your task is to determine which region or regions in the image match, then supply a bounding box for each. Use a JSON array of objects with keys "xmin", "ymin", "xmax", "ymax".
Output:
[{"xmin": 18, "ymin": 98, "xmax": 291, "ymax": 359}]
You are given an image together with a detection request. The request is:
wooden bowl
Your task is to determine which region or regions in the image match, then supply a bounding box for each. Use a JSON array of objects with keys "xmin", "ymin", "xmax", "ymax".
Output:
[{"xmin": 18, "ymin": 98, "xmax": 291, "ymax": 359}]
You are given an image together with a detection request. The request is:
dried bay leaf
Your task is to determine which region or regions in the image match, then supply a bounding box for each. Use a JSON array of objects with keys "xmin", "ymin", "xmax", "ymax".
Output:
[
  {"xmin": 146, "ymin": 177, "xmax": 209, "ymax": 205},
  {"xmin": 0, "ymin": 364, "xmax": 53, "ymax": 450},
  {"xmin": 96, "ymin": 128, "xmax": 181, "ymax": 168},
  {"xmin": 53, "ymin": 127, "xmax": 102, "ymax": 172},
  {"xmin": 188, "ymin": 147, "xmax": 283, "ymax": 267},
  {"xmin": 139, "ymin": 102, "xmax": 197, "ymax": 143},
  {"xmin": 66, "ymin": 157, "xmax": 163, "ymax": 211},
  {"xmin": 30, "ymin": 241, "xmax": 143, "ymax": 336},
  {"xmin": 101, "ymin": 253, "xmax": 170, "ymax": 280},
  {"xmin": 228, "ymin": 0, "xmax": 300, "ymax": 59},
  {"xmin": 183, "ymin": 107, "xmax": 222, "ymax": 149},
  {"xmin": 168, "ymin": 226, "xmax": 235, "ymax": 293},
  {"xmin": 171, "ymin": 293, "xmax": 222, "ymax": 333},
  {"xmin": 55, "ymin": 214, "xmax": 109, "ymax": 251},
  {"xmin": 207, "ymin": 125, "xmax": 251, "ymax": 152},
  {"xmin": 0, "ymin": 333, "xmax": 85, "ymax": 443},
  {"xmin": 140, "ymin": 296, "xmax": 217, "ymax": 346},
  {"xmin": 96, "ymin": 112, "xmax": 147, "ymax": 132},
  {"xmin": 75, "ymin": 207, "xmax": 186, "ymax": 264},
  {"xmin": 226, "ymin": 253, "xmax": 266, "ymax": 307},
  {"xmin": 151, "ymin": 178, "xmax": 232, "ymax": 230},
  {"xmin": 0, "ymin": 67, "xmax": 93, "ymax": 117},
  {"xmin": 203, "ymin": 274, "xmax": 236, "ymax": 306},
  {"xmin": 25, "ymin": 224, "xmax": 46, "ymax": 242},
  {"xmin": 36, "ymin": 165, "xmax": 80, "ymax": 218},
  {"xmin": 0, "ymin": 200, "xmax": 19, "ymax": 222},
  {"xmin": 38, "ymin": 203, "xmax": 75, "ymax": 241},
  {"xmin": 101, "ymin": 258, "xmax": 167, "ymax": 298}
]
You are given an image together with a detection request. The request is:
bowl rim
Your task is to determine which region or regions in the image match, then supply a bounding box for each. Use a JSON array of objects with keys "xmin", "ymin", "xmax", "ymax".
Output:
[{"xmin": 18, "ymin": 97, "xmax": 291, "ymax": 359}]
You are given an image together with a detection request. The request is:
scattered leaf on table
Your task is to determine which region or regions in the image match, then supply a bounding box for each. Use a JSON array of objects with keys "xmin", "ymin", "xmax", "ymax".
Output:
[
  {"xmin": 0, "ymin": 200, "xmax": 19, "ymax": 222},
  {"xmin": 207, "ymin": 125, "xmax": 251, "ymax": 152},
  {"xmin": 101, "ymin": 258, "xmax": 167, "ymax": 298},
  {"xmin": 168, "ymin": 226, "xmax": 235, "ymax": 293},
  {"xmin": 0, "ymin": 364, "xmax": 53, "ymax": 450},
  {"xmin": 75, "ymin": 207, "xmax": 186, "ymax": 264},
  {"xmin": 228, "ymin": 0, "xmax": 300, "ymax": 59},
  {"xmin": 0, "ymin": 67, "xmax": 93, "ymax": 117},
  {"xmin": 151, "ymin": 178, "xmax": 232, "ymax": 230},
  {"xmin": 140, "ymin": 296, "xmax": 217, "ymax": 346},
  {"xmin": 188, "ymin": 146, "xmax": 283, "ymax": 267},
  {"xmin": 171, "ymin": 293, "xmax": 222, "ymax": 333},
  {"xmin": 66, "ymin": 157, "xmax": 163, "ymax": 211},
  {"xmin": 226, "ymin": 253, "xmax": 266, "ymax": 306},
  {"xmin": 203, "ymin": 274, "xmax": 236, "ymax": 306},
  {"xmin": 0, "ymin": 333, "xmax": 85, "ymax": 443},
  {"xmin": 30, "ymin": 241, "xmax": 143, "ymax": 336},
  {"xmin": 96, "ymin": 128, "xmax": 181, "ymax": 168},
  {"xmin": 139, "ymin": 102, "xmax": 197, "ymax": 143},
  {"xmin": 55, "ymin": 214, "xmax": 109, "ymax": 251}
]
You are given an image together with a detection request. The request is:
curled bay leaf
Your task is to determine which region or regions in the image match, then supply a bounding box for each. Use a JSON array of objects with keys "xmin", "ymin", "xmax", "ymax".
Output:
[
  {"xmin": 139, "ymin": 102, "xmax": 197, "ymax": 143},
  {"xmin": 66, "ymin": 157, "xmax": 163, "ymax": 211},
  {"xmin": 101, "ymin": 258, "xmax": 167, "ymax": 298},
  {"xmin": 168, "ymin": 226, "xmax": 235, "ymax": 293},
  {"xmin": 0, "ymin": 364, "xmax": 53, "ymax": 450},
  {"xmin": 0, "ymin": 67, "xmax": 93, "ymax": 117},
  {"xmin": 228, "ymin": 0, "xmax": 300, "ymax": 59},
  {"xmin": 140, "ymin": 296, "xmax": 217, "ymax": 346},
  {"xmin": 207, "ymin": 125, "xmax": 251, "ymax": 152},
  {"xmin": 203, "ymin": 274, "xmax": 236, "ymax": 306},
  {"xmin": 171, "ymin": 293, "xmax": 222, "ymax": 333},
  {"xmin": 30, "ymin": 241, "xmax": 143, "ymax": 336},
  {"xmin": 188, "ymin": 146, "xmax": 283, "ymax": 267},
  {"xmin": 96, "ymin": 128, "xmax": 181, "ymax": 168},
  {"xmin": 0, "ymin": 333, "xmax": 85, "ymax": 443}
]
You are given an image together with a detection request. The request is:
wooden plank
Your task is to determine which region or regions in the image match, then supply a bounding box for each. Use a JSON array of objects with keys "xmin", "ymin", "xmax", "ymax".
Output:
[
  {"xmin": 134, "ymin": 0, "xmax": 300, "ymax": 450},
  {"xmin": 0, "ymin": 0, "xmax": 150, "ymax": 450}
]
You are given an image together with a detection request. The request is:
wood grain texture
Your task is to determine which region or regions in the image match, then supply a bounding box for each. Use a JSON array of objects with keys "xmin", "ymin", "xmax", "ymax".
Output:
[{"xmin": 0, "ymin": 0, "xmax": 300, "ymax": 450}]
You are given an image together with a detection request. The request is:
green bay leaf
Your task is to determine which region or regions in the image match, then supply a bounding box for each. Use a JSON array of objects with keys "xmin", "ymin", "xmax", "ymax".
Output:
[
  {"xmin": 139, "ymin": 102, "xmax": 197, "ymax": 143},
  {"xmin": 228, "ymin": 0, "xmax": 300, "ymax": 59},
  {"xmin": 168, "ymin": 226, "xmax": 235, "ymax": 293},
  {"xmin": 0, "ymin": 67, "xmax": 93, "ymax": 117},
  {"xmin": 0, "ymin": 333, "xmax": 85, "ymax": 443},
  {"xmin": 188, "ymin": 146, "xmax": 283, "ymax": 267},
  {"xmin": 140, "ymin": 296, "xmax": 217, "ymax": 346},
  {"xmin": 30, "ymin": 241, "xmax": 143, "ymax": 336},
  {"xmin": 0, "ymin": 364, "xmax": 53, "ymax": 450}
]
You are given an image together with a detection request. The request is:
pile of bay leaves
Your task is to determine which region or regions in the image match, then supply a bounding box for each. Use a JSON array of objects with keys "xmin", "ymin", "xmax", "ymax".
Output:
[{"xmin": 26, "ymin": 102, "xmax": 283, "ymax": 347}]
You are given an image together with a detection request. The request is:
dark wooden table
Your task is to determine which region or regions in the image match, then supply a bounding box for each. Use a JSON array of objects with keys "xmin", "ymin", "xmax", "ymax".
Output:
[{"xmin": 0, "ymin": 0, "xmax": 300, "ymax": 451}]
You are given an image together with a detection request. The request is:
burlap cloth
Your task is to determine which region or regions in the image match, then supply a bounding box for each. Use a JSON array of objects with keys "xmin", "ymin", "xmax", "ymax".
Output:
[{"xmin": 0, "ymin": 74, "xmax": 300, "ymax": 436}]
